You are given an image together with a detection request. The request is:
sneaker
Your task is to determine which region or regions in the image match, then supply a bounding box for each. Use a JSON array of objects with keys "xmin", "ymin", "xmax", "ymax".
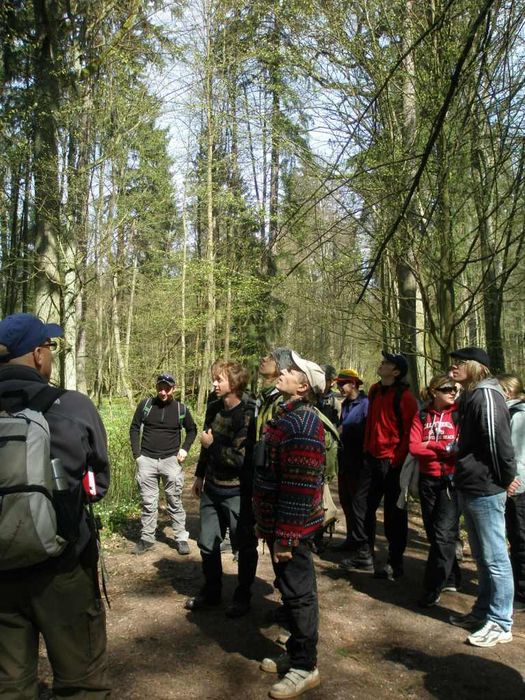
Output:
[
  {"xmin": 467, "ymin": 621, "xmax": 512, "ymax": 647},
  {"xmin": 449, "ymin": 611, "xmax": 486, "ymax": 631},
  {"xmin": 175, "ymin": 540, "xmax": 190, "ymax": 555},
  {"xmin": 269, "ymin": 668, "xmax": 320, "ymax": 699},
  {"xmin": 225, "ymin": 599, "xmax": 250, "ymax": 618},
  {"xmin": 374, "ymin": 563, "xmax": 403, "ymax": 580},
  {"xmin": 418, "ymin": 590, "xmax": 441, "ymax": 608},
  {"xmin": 260, "ymin": 653, "xmax": 291, "ymax": 674},
  {"xmin": 184, "ymin": 594, "xmax": 221, "ymax": 612},
  {"xmin": 134, "ymin": 539, "xmax": 155, "ymax": 555},
  {"xmin": 340, "ymin": 554, "xmax": 374, "ymax": 573}
]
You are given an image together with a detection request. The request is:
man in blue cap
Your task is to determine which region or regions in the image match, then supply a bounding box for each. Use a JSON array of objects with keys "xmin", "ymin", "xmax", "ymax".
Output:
[
  {"xmin": 0, "ymin": 313, "xmax": 110, "ymax": 698},
  {"xmin": 129, "ymin": 372, "xmax": 197, "ymax": 554},
  {"xmin": 340, "ymin": 351, "xmax": 418, "ymax": 579}
]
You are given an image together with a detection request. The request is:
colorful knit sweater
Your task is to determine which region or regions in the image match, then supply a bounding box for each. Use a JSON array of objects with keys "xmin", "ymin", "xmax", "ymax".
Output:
[{"xmin": 253, "ymin": 399, "xmax": 325, "ymax": 547}]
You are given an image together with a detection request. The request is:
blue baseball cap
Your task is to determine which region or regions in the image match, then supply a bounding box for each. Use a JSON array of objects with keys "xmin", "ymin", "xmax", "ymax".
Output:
[
  {"xmin": 382, "ymin": 350, "xmax": 408, "ymax": 378},
  {"xmin": 0, "ymin": 313, "xmax": 63, "ymax": 362},
  {"xmin": 156, "ymin": 372, "xmax": 176, "ymax": 386}
]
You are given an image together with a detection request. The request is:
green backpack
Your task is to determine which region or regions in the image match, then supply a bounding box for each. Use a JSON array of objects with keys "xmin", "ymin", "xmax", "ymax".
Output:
[{"xmin": 313, "ymin": 408, "xmax": 341, "ymax": 482}]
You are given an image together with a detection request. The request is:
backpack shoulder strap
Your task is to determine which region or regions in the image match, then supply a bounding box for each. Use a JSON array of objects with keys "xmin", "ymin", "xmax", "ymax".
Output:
[
  {"xmin": 141, "ymin": 397, "xmax": 153, "ymax": 423},
  {"xmin": 393, "ymin": 384, "xmax": 408, "ymax": 437},
  {"xmin": 2, "ymin": 385, "xmax": 66, "ymax": 414},
  {"xmin": 178, "ymin": 401, "xmax": 186, "ymax": 424},
  {"xmin": 509, "ymin": 400, "xmax": 525, "ymax": 417}
]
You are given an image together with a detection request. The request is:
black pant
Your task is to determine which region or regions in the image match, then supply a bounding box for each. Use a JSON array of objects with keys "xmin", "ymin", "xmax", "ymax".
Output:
[
  {"xmin": 419, "ymin": 475, "xmax": 461, "ymax": 593},
  {"xmin": 198, "ymin": 488, "xmax": 240, "ymax": 600},
  {"xmin": 270, "ymin": 540, "xmax": 318, "ymax": 671},
  {"xmin": 505, "ymin": 492, "xmax": 525, "ymax": 600},
  {"xmin": 233, "ymin": 484, "xmax": 259, "ymax": 603},
  {"xmin": 349, "ymin": 456, "xmax": 407, "ymax": 567}
]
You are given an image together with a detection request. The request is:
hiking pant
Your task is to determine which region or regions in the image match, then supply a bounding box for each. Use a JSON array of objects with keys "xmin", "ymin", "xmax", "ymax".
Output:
[
  {"xmin": 506, "ymin": 492, "xmax": 525, "ymax": 601},
  {"xmin": 337, "ymin": 466, "xmax": 361, "ymax": 539},
  {"xmin": 419, "ymin": 474, "xmax": 461, "ymax": 594},
  {"xmin": 349, "ymin": 456, "xmax": 407, "ymax": 567},
  {"xmin": 232, "ymin": 483, "xmax": 259, "ymax": 604},
  {"xmin": 270, "ymin": 540, "xmax": 318, "ymax": 671},
  {"xmin": 0, "ymin": 560, "xmax": 109, "ymax": 699},
  {"xmin": 136, "ymin": 454, "xmax": 189, "ymax": 543},
  {"xmin": 198, "ymin": 487, "xmax": 240, "ymax": 600}
]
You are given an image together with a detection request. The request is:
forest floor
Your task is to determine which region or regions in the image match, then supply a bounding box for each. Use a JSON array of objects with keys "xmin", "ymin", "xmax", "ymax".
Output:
[{"xmin": 39, "ymin": 483, "xmax": 525, "ymax": 700}]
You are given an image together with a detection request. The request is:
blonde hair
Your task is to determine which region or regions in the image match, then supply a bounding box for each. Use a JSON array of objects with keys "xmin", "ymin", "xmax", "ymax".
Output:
[
  {"xmin": 420, "ymin": 374, "xmax": 454, "ymax": 404},
  {"xmin": 497, "ymin": 374, "xmax": 525, "ymax": 400},
  {"xmin": 461, "ymin": 360, "xmax": 491, "ymax": 390}
]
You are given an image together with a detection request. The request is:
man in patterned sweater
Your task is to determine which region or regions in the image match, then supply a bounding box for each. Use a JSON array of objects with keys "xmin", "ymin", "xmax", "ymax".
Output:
[{"xmin": 253, "ymin": 351, "xmax": 325, "ymax": 700}]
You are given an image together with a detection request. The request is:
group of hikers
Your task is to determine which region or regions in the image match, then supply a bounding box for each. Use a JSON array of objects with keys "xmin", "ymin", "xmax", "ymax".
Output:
[
  {"xmin": 130, "ymin": 345, "xmax": 525, "ymax": 699},
  {"xmin": 0, "ymin": 311, "xmax": 523, "ymax": 699}
]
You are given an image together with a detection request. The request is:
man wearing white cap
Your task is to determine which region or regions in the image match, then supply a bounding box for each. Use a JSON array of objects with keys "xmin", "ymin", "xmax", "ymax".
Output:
[{"xmin": 253, "ymin": 351, "xmax": 325, "ymax": 699}]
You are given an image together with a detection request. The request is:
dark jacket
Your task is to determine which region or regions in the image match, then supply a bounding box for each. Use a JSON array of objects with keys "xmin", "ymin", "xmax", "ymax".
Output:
[
  {"xmin": 455, "ymin": 379, "xmax": 516, "ymax": 496},
  {"xmin": 129, "ymin": 397, "xmax": 197, "ymax": 459},
  {"xmin": 195, "ymin": 398, "xmax": 254, "ymax": 493},
  {"xmin": 338, "ymin": 390, "xmax": 368, "ymax": 472},
  {"xmin": 0, "ymin": 364, "xmax": 110, "ymax": 569}
]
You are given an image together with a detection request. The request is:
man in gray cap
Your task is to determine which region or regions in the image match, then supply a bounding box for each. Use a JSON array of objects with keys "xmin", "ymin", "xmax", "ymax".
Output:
[
  {"xmin": 129, "ymin": 372, "xmax": 197, "ymax": 554},
  {"xmin": 254, "ymin": 351, "xmax": 325, "ymax": 698},
  {"xmin": 0, "ymin": 313, "xmax": 110, "ymax": 698}
]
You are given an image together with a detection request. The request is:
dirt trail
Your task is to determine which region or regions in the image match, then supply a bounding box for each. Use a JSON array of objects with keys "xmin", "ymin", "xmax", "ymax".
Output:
[{"xmin": 39, "ymin": 484, "xmax": 525, "ymax": 699}]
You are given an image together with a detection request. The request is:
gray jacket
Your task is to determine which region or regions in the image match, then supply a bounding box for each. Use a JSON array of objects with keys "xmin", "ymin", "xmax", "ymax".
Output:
[{"xmin": 508, "ymin": 398, "xmax": 525, "ymax": 495}]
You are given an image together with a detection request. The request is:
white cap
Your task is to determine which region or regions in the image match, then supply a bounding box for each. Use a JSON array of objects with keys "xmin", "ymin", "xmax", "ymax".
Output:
[{"xmin": 291, "ymin": 351, "xmax": 325, "ymax": 395}]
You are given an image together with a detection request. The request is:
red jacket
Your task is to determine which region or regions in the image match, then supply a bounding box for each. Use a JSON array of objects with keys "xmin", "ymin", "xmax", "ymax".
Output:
[
  {"xmin": 363, "ymin": 383, "xmax": 418, "ymax": 467},
  {"xmin": 409, "ymin": 404, "xmax": 458, "ymax": 477}
]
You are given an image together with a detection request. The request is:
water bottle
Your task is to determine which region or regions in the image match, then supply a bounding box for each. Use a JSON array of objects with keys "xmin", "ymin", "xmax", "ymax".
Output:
[{"xmin": 51, "ymin": 458, "xmax": 68, "ymax": 491}]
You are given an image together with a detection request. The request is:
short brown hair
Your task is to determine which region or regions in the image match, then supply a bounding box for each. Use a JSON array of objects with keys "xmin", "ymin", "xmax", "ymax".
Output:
[{"xmin": 213, "ymin": 361, "xmax": 249, "ymax": 397}]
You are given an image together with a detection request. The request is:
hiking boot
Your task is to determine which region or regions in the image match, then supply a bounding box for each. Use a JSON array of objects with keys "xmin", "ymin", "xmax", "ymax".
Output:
[
  {"xmin": 134, "ymin": 539, "xmax": 155, "ymax": 555},
  {"xmin": 260, "ymin": 653, "xmax": 291, "ymax": 674},
  {"xmin": 331, "ymin": 539, "xmax": 353, "ymax": 552},
  {"xmin": 175, "ymin": 540, "xmax": 190, "ymax": 555},
  {"xmin": 418, "ymin": 590, "xmax": 441, "ymax": 608},
  {"xmin": 449, "ymin": 611, "xmax": 485, "ymax": 631},
  {"xmin": 225, "ymin": 599, "xmax": 250, "ymax": 618},
  {"xmin": 184, "ymin": 594, "xmax": 221, "ymax": 612},
  {"xmin": 467, "ymin": 621, "xmax": 512, "ymax": 647},
  {"xmin": 374, "ymin": 563, "xmax": 403, "ymax": 580},
  {"xmin": 340, "ymin": 553, "xmax": 374, "ymax": 573},
  {"xmin": 269, "ymin": 668, "xmax": 320, "ymax": 699}
]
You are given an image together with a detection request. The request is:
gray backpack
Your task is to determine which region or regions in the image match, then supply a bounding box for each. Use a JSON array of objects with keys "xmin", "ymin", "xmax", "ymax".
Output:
[{"xmin": 0, "ymin": 386, "xmax": 69, "ymax": 570}]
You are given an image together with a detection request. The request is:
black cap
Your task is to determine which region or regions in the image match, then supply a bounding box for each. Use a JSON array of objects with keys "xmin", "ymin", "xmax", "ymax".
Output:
[
  {"xmin": 450, "ymin": 347, "xmax": 490, "ymax": 369},
  {"xmin": 156, "ymin": 372, "xmax": 176, "ymax": 386},
  {"xmin": 382, "ymin": 351, "xmax": 408, "ymax": 378}
]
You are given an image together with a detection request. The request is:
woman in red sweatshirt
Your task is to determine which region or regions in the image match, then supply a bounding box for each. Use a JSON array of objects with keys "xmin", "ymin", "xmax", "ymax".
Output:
[{"xmin": 409, "ymin": 374, "xmax": 461, "ymax": 607}]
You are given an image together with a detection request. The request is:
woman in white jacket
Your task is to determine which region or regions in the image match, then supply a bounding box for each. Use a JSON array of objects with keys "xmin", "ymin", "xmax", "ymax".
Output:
[{"xmin": 497, "ymin": 374, "xmax": 525, "ymax": 607}]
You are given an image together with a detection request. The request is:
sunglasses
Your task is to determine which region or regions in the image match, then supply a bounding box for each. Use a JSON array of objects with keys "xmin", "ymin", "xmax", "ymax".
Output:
[
  {"xmin": 39, "ymin": 341, "xmax": 58, "ymax": 351},
  {"xmin": 449, "ymin": 359, "xmax": 468, "ymax": 367},
  {"xmin": 436, "ymin": 386, "xmax": 457, "ymax": 394}
]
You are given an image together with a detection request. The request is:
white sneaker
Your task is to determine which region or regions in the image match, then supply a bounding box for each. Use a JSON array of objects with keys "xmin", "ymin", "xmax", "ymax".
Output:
[
  {"xmin": 269, "ymin": 668, "xmax": 320, "ymax": 699},
  {"xmin": 467, "ymin": 621, "xmax": 512, "ymax": 647}
]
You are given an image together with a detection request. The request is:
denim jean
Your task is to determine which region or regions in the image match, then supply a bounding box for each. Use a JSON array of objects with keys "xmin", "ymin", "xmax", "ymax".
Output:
[{"xmin": 459, "ymin": 491, "xmax": 514, "ymax": 631}]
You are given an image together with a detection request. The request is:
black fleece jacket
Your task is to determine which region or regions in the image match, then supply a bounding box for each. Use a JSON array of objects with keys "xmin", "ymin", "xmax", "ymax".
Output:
[
  {"xmin": 455, "ymin": 378, "xmax": 516, "ymax": 496},
  {"xmin": 129, "ymin": 396, "xmax": 197, "ymax": 459}
]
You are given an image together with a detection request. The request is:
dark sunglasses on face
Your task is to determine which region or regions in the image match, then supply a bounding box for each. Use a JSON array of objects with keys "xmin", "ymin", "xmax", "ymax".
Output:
[
  {"xmin": 436, "ymin": 386, "xmax": 457, "ymax": 394},
  {"xmin": 39, "ymin": 341, "xmax": 58, "ymax": 351},
  {"xmin": 449, "ymin": 359, "xmax": 468, "ymax": 368}
]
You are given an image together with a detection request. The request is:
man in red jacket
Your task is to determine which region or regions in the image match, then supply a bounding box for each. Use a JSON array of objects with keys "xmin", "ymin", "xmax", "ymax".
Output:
[{"xmin": 341, "ymin": 351, "xmax": 418, "ymax": 579}]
